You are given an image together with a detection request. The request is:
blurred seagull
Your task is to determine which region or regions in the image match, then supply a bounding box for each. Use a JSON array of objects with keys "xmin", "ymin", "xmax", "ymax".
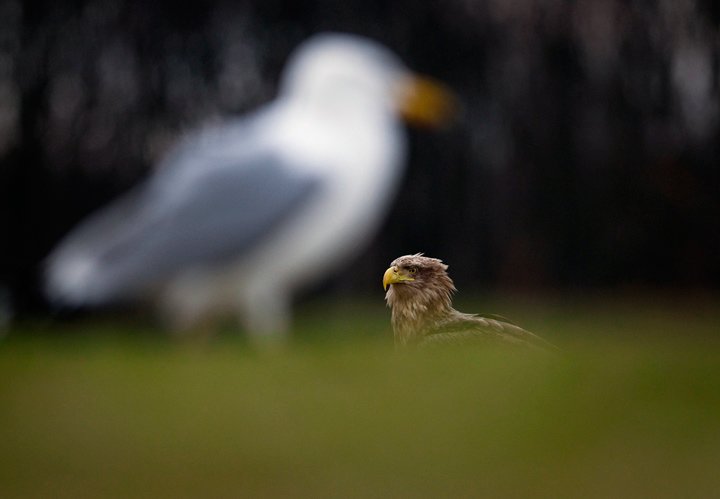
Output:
[{"xmin": 45, "ymin": 33, "xmax": 452, "ymax": 342}]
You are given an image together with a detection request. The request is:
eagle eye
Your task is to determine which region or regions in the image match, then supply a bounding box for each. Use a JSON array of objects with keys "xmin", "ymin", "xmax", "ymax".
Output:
[{"xmin": 408, "ymin": 267, "xmax": 418, "ymax": 274}]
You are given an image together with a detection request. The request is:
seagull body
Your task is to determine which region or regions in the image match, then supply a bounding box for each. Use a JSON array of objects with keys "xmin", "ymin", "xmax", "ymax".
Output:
[
  {"xmin": 45, "ymin": 34, "xmax": 451, "ymax": 340},
  {"xmin": 383, "ymin": 254, "xmax": 556, "ymax": 350}
]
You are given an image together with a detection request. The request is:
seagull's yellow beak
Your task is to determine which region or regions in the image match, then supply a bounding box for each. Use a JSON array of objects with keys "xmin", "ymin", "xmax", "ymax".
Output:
[
  {"xmin": 383, "ymin": 266, "xmax": 415, "ymax": 291},
  {"xmin": 397, "ymin": 75, "xmax": 455, "ymax": 127}
]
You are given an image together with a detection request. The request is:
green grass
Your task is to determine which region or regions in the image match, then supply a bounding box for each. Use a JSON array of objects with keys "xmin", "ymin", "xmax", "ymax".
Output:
[{"xmin": 1, "ymin": 294, "xmax": 720, "ymax": 498}]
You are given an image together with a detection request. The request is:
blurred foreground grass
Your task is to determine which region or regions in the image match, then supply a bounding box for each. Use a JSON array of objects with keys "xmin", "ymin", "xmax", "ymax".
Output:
[{"xmin": 2, "ymin": 293, "xmax": 720, "ymax": 498}]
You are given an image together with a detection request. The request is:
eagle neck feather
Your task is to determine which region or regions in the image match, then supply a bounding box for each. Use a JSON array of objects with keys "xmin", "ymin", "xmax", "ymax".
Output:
[{"xmin": 385, "ymin": 272, "xmax": 456, "ymax": 347}]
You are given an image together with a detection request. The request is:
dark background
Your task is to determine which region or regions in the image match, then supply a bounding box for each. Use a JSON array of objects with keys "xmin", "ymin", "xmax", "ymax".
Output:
[{"xmin": 1, "ymin": 0, "xmax": 719, "ymax": 318}]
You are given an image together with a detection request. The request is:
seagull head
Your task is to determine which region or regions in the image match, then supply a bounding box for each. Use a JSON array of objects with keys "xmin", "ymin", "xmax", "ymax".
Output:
[{"xmin": 280, "ymin": 33, "xmax": 454, "ymax": 126}]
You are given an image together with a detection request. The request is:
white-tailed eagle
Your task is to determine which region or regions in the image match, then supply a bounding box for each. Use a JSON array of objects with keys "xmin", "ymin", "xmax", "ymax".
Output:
[{"xmin": 383, "ymin": 254, "xmax": 556, "ymax": 350}]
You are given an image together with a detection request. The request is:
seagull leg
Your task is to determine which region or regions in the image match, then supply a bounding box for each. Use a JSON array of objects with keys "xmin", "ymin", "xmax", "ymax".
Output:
[
  {"xmin": 237, "ymin": 284, "xmax": 291, "ymax": 348},
  {"xmin": 158, "ymin": 271, "xmax": 219, "ymax": 338}
]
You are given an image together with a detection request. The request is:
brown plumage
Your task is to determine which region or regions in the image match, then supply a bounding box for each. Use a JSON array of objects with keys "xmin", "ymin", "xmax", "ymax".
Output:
[{"xmin": 383, "ymin": 254, "xmax": 556, "ymax": 350}]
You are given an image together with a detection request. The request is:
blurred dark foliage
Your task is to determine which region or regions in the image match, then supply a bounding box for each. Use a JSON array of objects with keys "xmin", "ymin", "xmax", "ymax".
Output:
[{"xmin": 1, "ymin": 0, "xmax": 719, "ymax": 315}]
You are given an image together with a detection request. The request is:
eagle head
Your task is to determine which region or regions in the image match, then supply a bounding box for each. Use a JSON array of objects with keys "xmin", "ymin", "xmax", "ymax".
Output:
[{"xmin": 383, "ymin": 253, "xmax": 456, "ymax": 307}]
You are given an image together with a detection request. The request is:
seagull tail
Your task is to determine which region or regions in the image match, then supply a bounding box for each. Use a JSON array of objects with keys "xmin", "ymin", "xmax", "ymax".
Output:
[
  {"xmin": 44, "ymin": 247, "xmax": 107, "ymax": 306},
  {"xmin": 43, "ymin": 187, "xmax": 151, "ymax": 307}
]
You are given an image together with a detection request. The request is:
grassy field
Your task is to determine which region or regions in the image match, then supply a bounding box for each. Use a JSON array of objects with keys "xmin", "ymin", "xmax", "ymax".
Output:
[{"xmin": 2, "ymin": 293, "xmax": 720, "ymax": 498}]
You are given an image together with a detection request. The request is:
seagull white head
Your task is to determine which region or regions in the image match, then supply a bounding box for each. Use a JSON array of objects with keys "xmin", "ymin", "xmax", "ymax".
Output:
[{"xmin": 280, "ymin": 33, "xmax": 454, "ymax": 127}]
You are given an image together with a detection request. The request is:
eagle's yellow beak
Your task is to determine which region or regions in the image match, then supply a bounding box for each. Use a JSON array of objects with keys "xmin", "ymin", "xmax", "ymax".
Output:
[
  {"xmin": 397, "ymin": 75, "xmax": 455, "ymax": 127},
  {"xmin": 383, "ymin": 266, "xmax": 414, "ymax": 291}
]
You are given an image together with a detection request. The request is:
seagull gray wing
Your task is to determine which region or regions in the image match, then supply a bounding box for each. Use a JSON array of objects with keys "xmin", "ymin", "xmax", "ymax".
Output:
[{"xmin": 46, "ymin": 145, "xmax": 322, "ymax": 305}]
